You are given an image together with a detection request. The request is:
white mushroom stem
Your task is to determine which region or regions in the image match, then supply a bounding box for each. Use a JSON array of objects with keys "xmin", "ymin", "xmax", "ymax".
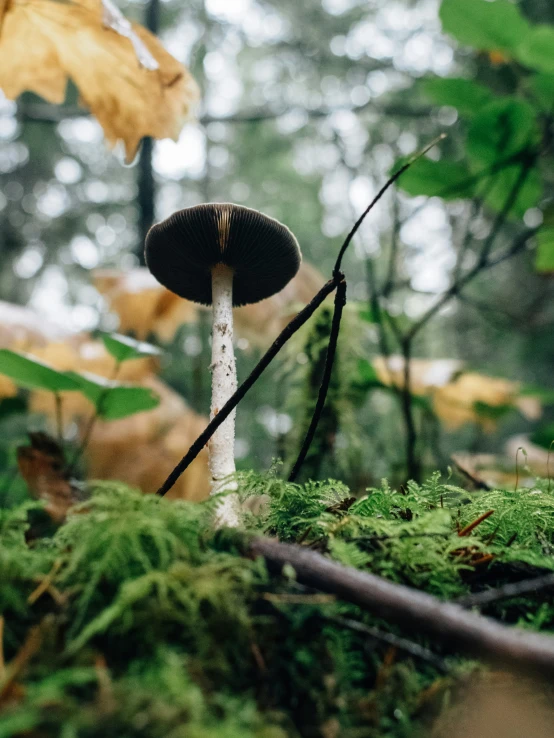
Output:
[{"xmin": 209, "ymin": 264, "xmax": 240, "ymax": 527}]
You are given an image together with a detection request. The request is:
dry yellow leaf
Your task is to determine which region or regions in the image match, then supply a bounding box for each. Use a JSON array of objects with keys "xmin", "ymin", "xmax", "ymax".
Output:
[
  {"xmin": 95, "ymin": 262, "xmax": 325, "ymax": 345},
  {"xmin": 373, "ymin": 356, "xmax": 463, "ymax": 396},
  {"xmin": 86, "ymin": 376, "xmax": 210, "ymax": 501},
  {"xmin": 0, "ymin": 0, "xmax": 199, "ymax": 161},
  {"xmin": 94, "ymin": 268, "xmax": 197, "ymax": 341},
  {"xmin": 433, "ymin": 372, "xmax": 538, "ymax": 431}
]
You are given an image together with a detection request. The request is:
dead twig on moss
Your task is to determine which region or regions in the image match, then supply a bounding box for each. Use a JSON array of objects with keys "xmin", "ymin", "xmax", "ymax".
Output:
[{"xmin": 249, "ymin": 536, "xmax": 554, "ymax": 675}]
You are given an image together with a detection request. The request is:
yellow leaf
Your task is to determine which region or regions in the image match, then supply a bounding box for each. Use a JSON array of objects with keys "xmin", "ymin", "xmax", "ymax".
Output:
[
  {"xmin": 86, "ymin": 377, "xmax": 210, "ymax": 501},
  {"xmin": 373, "ymin": 356, "xmax": 463, "ymax": 396},
  {"xmin": 0, "ymin": 0, "xmax": 199, "ymax": 161},
  {"xmin": 94, "ymin": 268, "xmax": 198, "ymax": 341},
  {"xmin": 433, "ymin": 373, "xmax": 525, "ymax": 431}
]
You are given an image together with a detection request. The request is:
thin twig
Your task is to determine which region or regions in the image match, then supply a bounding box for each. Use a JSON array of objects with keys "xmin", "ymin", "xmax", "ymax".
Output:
[
  {"xmin": 289, "ymin": 278, "xmax": 347, "ymax": 481},
  {"xmin": 456, "ymin": 573, "xmax": 554, "ymax": 609},
  {"xmin": 54, "ymin": 393, "xmax": 63, "ymax": 446},
  {"xmin": 334, "ymin": 135, "xmax": 445, "ymax": 276},
  {"xmin": 325, "ymin": 614, "xmax": 450, "ymax": 673},
  {"xmin": 400, "ymin": 337, "xmax": 419, "ymax": 481},
  {"xmin": 249, "ymin": 536, "xmax": 554, "ymax": 674}
]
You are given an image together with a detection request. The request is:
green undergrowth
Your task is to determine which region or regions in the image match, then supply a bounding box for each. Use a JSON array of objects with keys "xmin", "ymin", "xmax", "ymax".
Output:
[{"xmin": 1, "ymin": 472, "xmax": 554, "ymax": 737}]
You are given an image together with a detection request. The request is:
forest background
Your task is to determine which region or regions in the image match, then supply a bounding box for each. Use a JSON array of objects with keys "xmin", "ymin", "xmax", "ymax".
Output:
[{"xmin": 0, "ymin": 0, "xmax": 553, "ymax": 503}]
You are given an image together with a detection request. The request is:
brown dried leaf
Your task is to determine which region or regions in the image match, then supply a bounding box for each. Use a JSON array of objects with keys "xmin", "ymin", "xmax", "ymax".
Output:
[
  {"xmin": 16, "ymin": 432, "xmax": 82, "ymax": 524},
  {"xmin": 0, "ymin": 0, "xmax": 199, "ymax": 161}
]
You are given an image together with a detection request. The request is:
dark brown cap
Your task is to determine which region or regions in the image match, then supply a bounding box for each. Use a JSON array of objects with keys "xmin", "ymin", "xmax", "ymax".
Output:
[{"xmin": 145, "ymin": 203, "xmax": 301, "ymax": 306}]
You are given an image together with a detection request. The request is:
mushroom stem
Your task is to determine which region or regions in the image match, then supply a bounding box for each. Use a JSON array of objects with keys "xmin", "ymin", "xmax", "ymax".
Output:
[{"xmin": 209, "ymin": 263, "xmax": 240, "ymax": 527}]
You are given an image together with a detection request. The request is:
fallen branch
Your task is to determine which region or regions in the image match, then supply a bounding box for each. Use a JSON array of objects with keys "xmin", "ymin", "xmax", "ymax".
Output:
[{"xmin": 248, "ymin": 536, "xmax": 554, "ymax": 675}]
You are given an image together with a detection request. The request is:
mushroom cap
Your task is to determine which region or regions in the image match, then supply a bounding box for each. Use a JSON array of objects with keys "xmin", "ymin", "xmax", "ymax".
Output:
[{"xmin": 145, "ymin": 203, "xmax": 302, "ymax": 307}]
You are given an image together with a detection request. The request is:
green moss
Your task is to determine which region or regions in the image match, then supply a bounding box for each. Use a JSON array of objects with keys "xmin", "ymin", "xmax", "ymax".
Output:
[{"xmin": 1, "ymin": 473, "xmax": 553, "ymax": 737}]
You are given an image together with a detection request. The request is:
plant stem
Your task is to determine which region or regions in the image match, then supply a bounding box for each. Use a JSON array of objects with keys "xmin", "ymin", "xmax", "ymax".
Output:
[{"xmin": 209, "ymin": 264, "xmax": 239, "ymax": 527}]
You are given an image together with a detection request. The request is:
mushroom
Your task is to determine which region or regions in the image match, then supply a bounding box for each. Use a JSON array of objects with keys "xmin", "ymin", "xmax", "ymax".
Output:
[{"xmin": 145, "ymin": 203, "xmax": 301, "ymax": 525}]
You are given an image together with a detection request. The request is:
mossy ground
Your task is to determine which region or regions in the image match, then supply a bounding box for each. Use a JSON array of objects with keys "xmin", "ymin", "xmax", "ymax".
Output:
[{"xmin": 1, "ymin": 471, "xmax": 554, "ymax": 737}]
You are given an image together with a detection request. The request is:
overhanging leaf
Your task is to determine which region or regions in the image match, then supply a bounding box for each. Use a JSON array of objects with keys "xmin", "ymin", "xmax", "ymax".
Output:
[
  {"xmin": 0, "ymin": 349, "xmax": 81, "ymax": 393},
  {"xmin": 395, "ymin": 158, "xmax": 474, "ymax": 200},
  {"xmin": 101, "ymin": 333, "xmax": 162, "ymax": 363},
  {"xmin": 66, "ymin": 370, "xmax": 160, "ymax": 420},
  {"xmin": 439, "ymin": 0, "xmax": 530, "ymax": 53},
  {"xmin": 467, "ymin": 99, "xmax": 539, "ymax": 166},
  {"xmin": 0, "ymin": 0, "xmax": 199, "ymax": 161},
  {"xmin": 422, "ymin": 77, "xmax": 493, "ymax": 116}
]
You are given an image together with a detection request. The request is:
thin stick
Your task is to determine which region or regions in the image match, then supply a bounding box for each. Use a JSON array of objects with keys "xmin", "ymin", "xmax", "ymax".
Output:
[
  {"xmin": 249, "ymin": 536, "xmax": 554, "ymax": 674},
  {"xmin": 288, "ymin": 278, "xmax": 347, "ymax": 481},
  {"xmin": 455, "ymin": 573, "xmax": 554, "ymax": 609},
  {"xmin": 325, "ymin": 614, "xmax": 450, "ymax": 673},
  {"xmin": 156, "ymin": 277, "xmax": 339, "ymax": 496},
  {"xmin": 54, "ymin": 393, "xmax": 63, "ymax": 445}
]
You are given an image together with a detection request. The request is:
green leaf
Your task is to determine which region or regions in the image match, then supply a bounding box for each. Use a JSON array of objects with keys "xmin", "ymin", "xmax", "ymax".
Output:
[
  {"xmin": 101, "ymin": 333, "xmax": 162, "ymax": 362},
  {"xmin": 439, "ymin": 0, "xmax": 529, "ymax": 53},
  {"xmin": 0, "ymin": 349, "xmax": 81, "ymax": 393},
  {"xmin": 467, "ymin": 99, "xmax": 539, "ymax": 166},
  {"xmin": 66, "ymin": 371, "xmax": 160, "ymax": 420},
  {"xmin": 483, "ymin": 165, "xmax": 542, "ymax": 218},
  {"xmin": 528, "ymin": 73, "xmax": 554, "ymax": 112},
  {"xmin": 535, "ymin": 227, "xmax": 554, "ymax": 273},
  {"xmin": 396, "ymin": 158, "xmax": 473, "ymax": 200},
  {"xmin": 422, "ymin": 77, "xmax": 493, "ymax": 116},
  {"xmin": 517, "ymin": 26, "xmax": 554, "ymax": 74},
  {"xmin": 530, "ymin": 423, "xmax": 554, "ymax": 451}
]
